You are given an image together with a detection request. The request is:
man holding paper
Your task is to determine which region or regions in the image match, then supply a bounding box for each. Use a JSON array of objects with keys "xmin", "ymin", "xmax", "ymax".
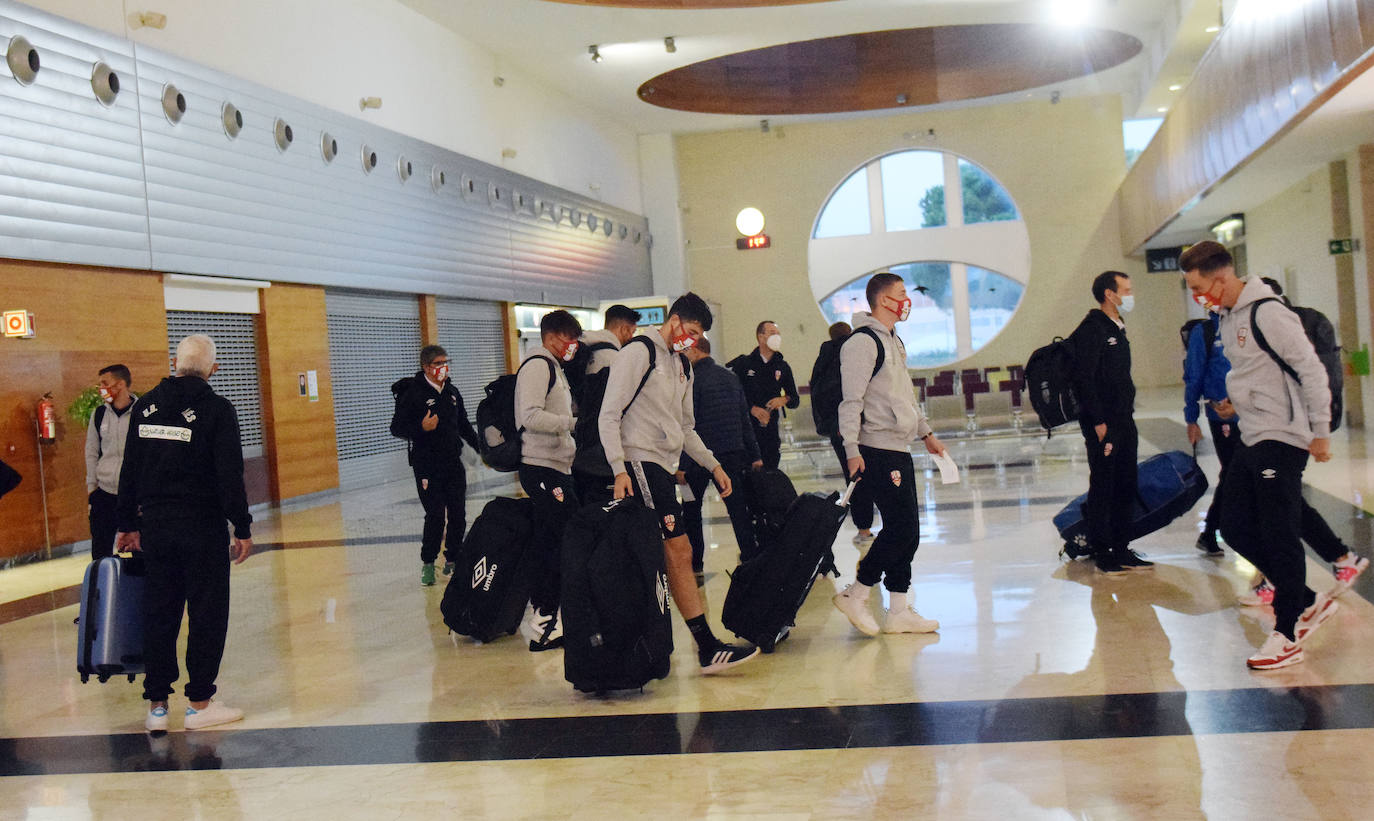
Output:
[{"xmin": 831, "ymin": 271, "xmax": 948, "ymax": 637}]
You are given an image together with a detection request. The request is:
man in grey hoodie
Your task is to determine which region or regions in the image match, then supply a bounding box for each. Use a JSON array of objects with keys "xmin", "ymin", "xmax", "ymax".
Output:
[
  {"xmin": 515, "ymin": 309, "xmax": 582, "ymax": 652},
  {"xmin": 598, "ymin": 292, "xmax": 760, "ymax": 674},
  {"xmin": 85, "ymin": 364, "xmax": 137, "ymax": 561},
  {"xmin": 831, "ymin": 272, "xmax": 948, "ymax": 637},
  {"xmin": 1181, "ymin": 241, "xmax": 1340, "ymax": 671}
]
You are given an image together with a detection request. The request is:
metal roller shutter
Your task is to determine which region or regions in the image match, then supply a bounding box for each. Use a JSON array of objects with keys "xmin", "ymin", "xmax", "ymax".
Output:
[
  {"xmin": 165, "ymin": 312, "xmax": 264, "ymax": 457},
  {"xmin": 435, "ymin": 298, "xmax": 507, "ymax": 413},
  {"xmin": 326, "ymin": 290, "xmax": 422, "ymax": 489}
]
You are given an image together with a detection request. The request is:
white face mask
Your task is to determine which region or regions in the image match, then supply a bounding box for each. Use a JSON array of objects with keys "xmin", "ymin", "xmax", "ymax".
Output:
[
  {"xmin": 1118, "ymin": 294, "xmax": 1135, "ymax": 313},
  {"xmin": 765, "ymin": 333, "xmax": 782, "ymax": 351}
]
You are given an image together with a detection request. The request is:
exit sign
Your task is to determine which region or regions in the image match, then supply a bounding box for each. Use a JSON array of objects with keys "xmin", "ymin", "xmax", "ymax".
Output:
[
  {"xmin": 1330, "ymin": 239, "xmax": 1354, "ymax": 255},
  {"xmin": 736, "ymin": 234, "xmax": 771, "ymax": 250}
]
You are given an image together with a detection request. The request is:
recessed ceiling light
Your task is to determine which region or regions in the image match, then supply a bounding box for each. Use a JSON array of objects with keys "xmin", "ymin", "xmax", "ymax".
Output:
[
  {"xmin": 1168, "ymin": 84, "xmax": 1182, "ymax": 91},
  {"xmin": 1205, "ymin": 25, "xmax": 1221, "ymax": 33},
  {"xmin": 588, "ymin": 45, "xmax": 602, "ymax": 63},
  {"xmin": 1157, "ymin": 106, "xmax": 1169, "ymax": 113}
]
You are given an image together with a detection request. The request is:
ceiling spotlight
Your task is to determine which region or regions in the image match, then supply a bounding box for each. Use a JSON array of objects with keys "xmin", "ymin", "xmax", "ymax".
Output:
[
  {"xmin": 1168, "ymin": 84, "xmax": 1182, "ymax": 91},
  {"xmin": 1156, "ymin": 106, "xmax": 1169, "ymax": 113},
  {"xmin": 359, "ymin": 96, "xmax": 382, "ymax": 111},
  {"xmin": 589, "ymin": 45, "xmax": 602, "ymax": 63},
  {"xmin": 664, "ymin": 36, "xmax": 676, "ymax": 54},
  {"xmin": 1205, "ymin": 25, "xmax": 1221, "ymax": 33}
]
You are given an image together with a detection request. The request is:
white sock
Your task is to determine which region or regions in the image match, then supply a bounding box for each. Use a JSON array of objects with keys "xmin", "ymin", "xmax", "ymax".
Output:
[
  {"xmin": 848, "ymin": 581, "xmax": 872, "ymax": 600},
  {"xmin": 889, "ymin": 591, "xmax": 910, "ymax": 612},
  {"xmin": 1336, "ymin": 552, "xmax": 1358, "ymax": 567}
]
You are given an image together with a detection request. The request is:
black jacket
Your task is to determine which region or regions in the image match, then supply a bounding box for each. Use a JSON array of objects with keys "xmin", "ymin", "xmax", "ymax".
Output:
[
  {"xmin": 115, "ymin": 375, "xmax": 252, "ymax": 538},
  {"xmin": 1069, "ymin": 309, "xmax": 1135, "ymax": 426},
  {"xmin": 680, "ymin": 356, "xmax": 761, "ymax": 472},
  {"xmin": 389, "ymin": 372, "xmax": 480, "ymax": 476},
  {"xmin": 727, "ymin": 348, "xmax": 800, "ymax": 423}
]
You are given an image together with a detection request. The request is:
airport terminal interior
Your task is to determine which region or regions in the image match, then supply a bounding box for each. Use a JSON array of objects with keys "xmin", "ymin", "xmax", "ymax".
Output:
[{"xmin": 6, "ymin": 0, "xmax": 1374, "ymax": 817}]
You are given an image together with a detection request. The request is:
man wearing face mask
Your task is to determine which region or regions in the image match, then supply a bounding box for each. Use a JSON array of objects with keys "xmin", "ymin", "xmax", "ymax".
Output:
[
  {"xmin": 390, "ymin": 344, "xmax": 481, "ymax": 587},
  {"xmin": 728, "ymin": 321, "xmax": 800, "ymax": 471},
  {"xmin": 599, "ymin": 292, "xmax": 760, "ymax": 674},
  {"xmin": 1068, "ymin": 271, "xmax": 1151, "ymax": 576},
  {"xmin": 831, "ymin": 272, "xmax": 948, "ymax": 637},
  {"xmin": 85, "ymin": 364, "xmax": 137, "ymax": 562},
  {"xmin": 515, "ymin": 310, "xmax": 583, "ymax": 651}
]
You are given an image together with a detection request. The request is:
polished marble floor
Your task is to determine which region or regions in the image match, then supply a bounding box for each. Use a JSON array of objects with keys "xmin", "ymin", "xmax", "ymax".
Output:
[{"xmin": 4, "ymin": 389, "xmax": 1374, "ymax": 818}]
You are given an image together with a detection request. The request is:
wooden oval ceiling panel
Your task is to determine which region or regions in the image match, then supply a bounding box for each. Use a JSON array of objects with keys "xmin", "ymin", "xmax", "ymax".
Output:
[
  {"xmin": 542, "ymin": 1, "xmax": 837, "ymax": 7},
  {"xmin": 637, "ymin": 25, "xmax": 1143, "ymax": 114}
]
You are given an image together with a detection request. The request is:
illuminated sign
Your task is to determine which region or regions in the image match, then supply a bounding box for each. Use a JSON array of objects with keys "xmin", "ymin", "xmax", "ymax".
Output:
[
  {"xmin": 736, "ymin": 234, "xmax": 771, "ymax": 250},
  {"xmin": 3, "ymin": 310, "xmax": 34, "ymax": 338},
  {"xmin": 637, "ymin": 306, "xmax": 667, "ymax": 325}
]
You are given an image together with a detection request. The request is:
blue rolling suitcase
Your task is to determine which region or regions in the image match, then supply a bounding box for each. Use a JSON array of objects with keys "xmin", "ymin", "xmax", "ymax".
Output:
[
  {"xmin": 1053, "ymin": 450, "xmax": 1208, "ymax": 558},
  {"xmin": 76, "ymin": 555, "xmax": 146, "ymax": 683}
]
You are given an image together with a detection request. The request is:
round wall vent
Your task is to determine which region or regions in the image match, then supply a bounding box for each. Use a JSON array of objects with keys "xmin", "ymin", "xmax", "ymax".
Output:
[
  {"xmin": 361, "ymin": 145, "xmax": 377, "ymax": 173},
  {"xmin": 7, "ymin": 36, "xmax": 39, "ymax": 86},
  {"xmin": 91, "ymin": 61, "xmax": 119, "ymax": 106},
  {"xmin": 321, "ymin": 132, "xmax": 337, "ymax": 163},
  {"xmin": 161, "ymin": 83, "xmax": 185, "ymax": 124},
  {"xmin": 604, "ymin": 220, "xmax": 614, "ymax": 237},
  {"xmin": 273, "ymin": 118, "xmax": 293, "ymax": 152},
  {"xmin": 397, "ymin": 155, "xmax": 412, "ymax": 182},
  {"xmin": 587, "ymin": 214, "xmax": 599, "ymax": 232},
  {"xmin": 570, "ymin": 209, "xmax": 583, "ymax": 228},
  {"xmin": 619, "ymin": 224, "xmax": 629, "ymax": 240},
  {"xmin": 221, "ymin": 102, "xmax": 243, "ymax": 139},
  {"xmin": 431, "ymin": 167, "xmax": 446, "ymax": 191}
]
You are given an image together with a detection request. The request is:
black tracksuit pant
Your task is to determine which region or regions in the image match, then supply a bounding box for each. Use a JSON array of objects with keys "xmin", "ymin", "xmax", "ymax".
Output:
[
  {"xmin": 1218, "ymin": 440, "xmax": 1318, "ymax": 639},
  {"xmin": 88, "ymin": 488, "xmax": 119, "ymax": 561},
  {"xmin": 854, "ymin": 445, "xmax": 920, "ymax": 593},
  {"xmin": 1079, "ymin": 417, "xmax": 1138, "ymax": 557},
  {"xmin": 830, "ymin": 434, "xmax": 874, "ymax": 530},
  {"xmin": 682, "ymin": 450, "xmax": 757, "ymax": 569},
  {"xmin": 416, "ymin": 466, "xmax": 467, "ymax": 565},
  {"xmin": 141, "ymin": 516, "xmax": 231, "ymax": 703},
  {"xmin": 518, "ymin": 464, "xmax": 578, "ymax": 616},
  {"xmin": 755, "ymin": 417, "xmax": 782, "ymax": 470}
]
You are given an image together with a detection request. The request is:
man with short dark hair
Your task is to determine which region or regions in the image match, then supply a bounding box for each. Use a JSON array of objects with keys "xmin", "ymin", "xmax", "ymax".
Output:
[
  {"xmin": 1069, "ymin": 270, "xmax": 1150, "ymax": 575},
  {"xmin": 390, "ymin": 344, "xmax": 481, "ymax": 586},
  {"xmin": 516, "ymin": 310, "xmax": 582, "ymax": 651},
  {"xmin": 85, "ymin": 364, "xmax": 136, "ymax": 561},
  {"xmin": 599, "ymin": 292, "xmax": 759, "ymax": 674},
  {"xmin": 1182, "ymin": 241, "xmax": 1348, "ymax": 670},
  {"xmin": 728, "ymin": 320, "xmax": 799, "ymax": 470},
  {"xmin": 678, "ymin": 336, "xmax": 762, "ymax": 578},
  {"xmin": 572, "ymin": 304, "xmax": 641, "ymax": 504},
  {"xmin": 831, "ymin": 272, "xmax": 948, "ymax": 637},
  {"xmin": 116, "ymin": 334, "xmax": 252, "ymax": 732}
]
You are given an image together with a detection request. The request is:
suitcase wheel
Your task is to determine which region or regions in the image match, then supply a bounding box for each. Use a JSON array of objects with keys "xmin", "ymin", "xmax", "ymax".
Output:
[
  {"xmin": 127, "ymin": 674, "xmax": 136, "ymax": 683},
  {"xmin": 80, "ymin": 673, "xmax": 89, "ymax": 684},
  {"xmin": 97, "ymin": 674, "xmax": 110, "ymax": 684}
]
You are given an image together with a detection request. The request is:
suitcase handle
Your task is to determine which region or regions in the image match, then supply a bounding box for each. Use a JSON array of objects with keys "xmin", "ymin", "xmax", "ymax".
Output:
[{"xmin": 838, "ymin": 479, "xmax": 860, "ymax": 508}]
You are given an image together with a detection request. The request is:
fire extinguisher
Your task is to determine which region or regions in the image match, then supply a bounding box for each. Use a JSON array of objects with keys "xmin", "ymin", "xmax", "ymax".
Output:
[{"xmin": 37, "ymin": 392, "xmax": 57, "ymax": 443}]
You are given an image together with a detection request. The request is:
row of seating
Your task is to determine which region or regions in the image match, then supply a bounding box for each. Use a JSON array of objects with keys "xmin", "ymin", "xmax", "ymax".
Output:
[{"xmin": 912, "ymin": 365, "xmax": 1031, "ymax": 433}]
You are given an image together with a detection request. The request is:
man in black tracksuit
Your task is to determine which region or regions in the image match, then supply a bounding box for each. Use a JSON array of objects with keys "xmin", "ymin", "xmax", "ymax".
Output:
[
  {"xmin": 116, "ymin": 334, "xmax": 252, "ymax": 732},
  {"xmin": 1069, "ymin": 270, "xmax": 1151, "ymax": 575},
  {"xmin": 678, "ymin": 337, "xmax": 762, "ymax": 572},
  {"xmin": 728, "ymin": 321, "xmax": 799, "ymax": 470},
  {"xmin": 390, "ymin": 344, "xmax": 481, "ymax": 586}
]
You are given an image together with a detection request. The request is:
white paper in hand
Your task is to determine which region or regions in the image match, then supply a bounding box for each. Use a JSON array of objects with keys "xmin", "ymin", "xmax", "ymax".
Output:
[{"xmin": 930, "ymin": 451, "xmax": 960, "ymax": 485}]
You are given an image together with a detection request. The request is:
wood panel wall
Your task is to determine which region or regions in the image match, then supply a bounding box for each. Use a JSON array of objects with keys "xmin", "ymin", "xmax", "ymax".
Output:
[
  {"xmin": 258, "ymin": 284, "xmax": 340, "ymax": 502},
  {"xmin": 0, "ymin": 260, "xmax": 167, "ymax": 562}
]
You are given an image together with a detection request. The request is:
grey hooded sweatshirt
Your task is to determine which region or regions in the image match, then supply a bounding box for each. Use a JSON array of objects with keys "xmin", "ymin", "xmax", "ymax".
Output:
[
  {"xmin": 838, "ymin": 312, "xmax": 932, "ymax": 459},
  {"xmin": 1220, "ymin": 276, "xmax": 1331, "ymax": 449},
  {"xmin": 598, "ymin": 329, "xmax": 718, "ymax": 476},
  {"xmin": 516, "ymin": 348, "xmax": 576, "ymax": 474}
]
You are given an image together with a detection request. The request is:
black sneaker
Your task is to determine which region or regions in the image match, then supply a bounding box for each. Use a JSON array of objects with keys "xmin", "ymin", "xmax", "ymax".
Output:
[
  {"xmin": 1195, "ymin": 532, "xmax": 1224, "ymax": 557},
  {"xmin": 698, "ymin": 643, "xmax": 761, "ymax": 675},
  {"xmin": 1095, "ymin": 556, "xmax": 1130, "ymax": 576},
  {"xmin": 1116, "ymin": 549, "xmax": 1155, "ymax": 570}
]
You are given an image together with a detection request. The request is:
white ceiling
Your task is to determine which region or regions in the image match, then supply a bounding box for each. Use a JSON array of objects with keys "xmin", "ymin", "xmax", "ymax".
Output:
[{"xmin": 398, "ymin": 0, "xmax": 1185, "ymax": 135}]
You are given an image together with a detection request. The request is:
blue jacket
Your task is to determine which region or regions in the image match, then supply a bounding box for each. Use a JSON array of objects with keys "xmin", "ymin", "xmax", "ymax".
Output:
[
  {"xmin": 1183, "ymin": 314, "xmax": 1233, "ymax": 424},
  {"xmin": 681, "ymin": 356, "xmax": 760, "ymax": 470}
]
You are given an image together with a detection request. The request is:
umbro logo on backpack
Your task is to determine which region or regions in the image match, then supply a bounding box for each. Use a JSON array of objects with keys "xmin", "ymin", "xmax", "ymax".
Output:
[{"xmin": 471, "ymin": 556, "xmax": 498, "ymax": 591}]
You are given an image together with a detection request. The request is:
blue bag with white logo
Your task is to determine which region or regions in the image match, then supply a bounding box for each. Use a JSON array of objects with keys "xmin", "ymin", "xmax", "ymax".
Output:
[{"xmin": 1053, "ymin": 450, "xmax": 1208, "ymax": 557}]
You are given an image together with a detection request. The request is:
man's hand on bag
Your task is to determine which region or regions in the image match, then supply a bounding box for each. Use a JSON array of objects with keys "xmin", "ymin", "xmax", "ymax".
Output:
[
  {"xmin": 1213, "ymin": 398, "xmax": 1237, "ymax": 420},
  {"xmin": 116, "ymin": 530, "xmax": 141, "ymax": 552},
  {"xmin": 613, "ymin": 472, "xmax": 633, "ymax": 500},
  {"xmin": 230, "ymin": 537, "xmax": 253, "ymax": 565},
  {"xmin": 712, "ymin": 465, "xmax": 733, "ymax": 499},
  {"xmin": 1311, "ymin": 437, "xmax": 1333, "ymax": 463},
  {"xmin": 750, "ymin": 407, "xmax": 770, "ymax": 425},
  {"xmin": 847, "ymin": 455, "xmax": 865, "ymax": 479},
  {"xmin": 1187, "ymin": 423, "xmax": 1203, "ymax": 445}
]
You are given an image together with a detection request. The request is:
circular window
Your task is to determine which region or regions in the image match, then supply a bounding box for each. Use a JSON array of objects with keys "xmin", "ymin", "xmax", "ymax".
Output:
[
  {"xmin": 7, "ymin": 36, "xmax": 39, "ymax": 86},
  {"xmin": 274, "ymin": 118, "xmax": 293, "ymax": 152},
  {"xmin": 91, "ymin": 62, "xmax": 119, "ymax": 106},
  {"xmin": 161, "ymin": 83, "xmax": 186, "ymax": 124},
  {"xmin": 221, "ymin": 102, "xmax": 243, "ymax": 139},
  {"xmin": 361, "ymin": 145, "xmax": 377, "ymax": 174},
  {"xmin": 809, "ymin": 150, "xmax": 1029, "ymax": 366}
]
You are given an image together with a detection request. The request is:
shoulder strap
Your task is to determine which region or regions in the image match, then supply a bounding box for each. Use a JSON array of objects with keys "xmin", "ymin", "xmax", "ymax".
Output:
[
  {"xmin": 586, "ymin": 341, "xmax": 617, "ymax": 354},
  {"xmin": 622, "ymin": 336, "xmax": 658, "ymax": 415},
  {"xmin": 1249, "ymin": 298, "xmax": 1302, "ymax": 385},
  {"xmin": 852, "ymin": 327, "xmax": 886, "ymax": 380},
  {"xmin": 94, "ymin": 404, "xmax": 107, "ymax": 458},
  {"xmin": 516, "ymin": 355, "xmax": 557, "ymax": 396}
]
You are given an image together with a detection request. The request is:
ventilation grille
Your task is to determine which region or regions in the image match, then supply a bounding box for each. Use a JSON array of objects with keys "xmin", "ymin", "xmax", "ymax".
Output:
[{"xmin": 165, "ymin": 311, "xmax": 263, "ymax": 451}]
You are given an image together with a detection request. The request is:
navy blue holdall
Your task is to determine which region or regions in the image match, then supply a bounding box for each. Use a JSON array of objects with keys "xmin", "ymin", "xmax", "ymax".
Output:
[{"xmin": 1053, "ymin": 450, "xmax": 1208, "ymax": 558}]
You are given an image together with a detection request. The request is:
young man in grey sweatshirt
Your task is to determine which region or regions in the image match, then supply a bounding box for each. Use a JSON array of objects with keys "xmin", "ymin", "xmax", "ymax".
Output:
[
  {"xmin": 831, "ymin": 272, "xmax": 948, "ymax": 637},
  {"xmin": 85, "ymin": 364, "xmax": 137, "ymax": 561},
  {"xmin": 598, "ymin": 292, "xmax": 760, "ymax": 674},
  {"xmin": 1182, "ymin": 241, "xmax": 1341, "ymax": 670},
  {"xmin": 515, "ymin": 310, "xmax": 583, "ymax": 652}
]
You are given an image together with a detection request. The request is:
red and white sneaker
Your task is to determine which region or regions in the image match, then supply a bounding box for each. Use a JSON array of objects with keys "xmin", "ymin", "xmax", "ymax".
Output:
[
  {"xmin": 1236, "ymin": 579, "xmax": 1275, "ymax": 607},
  {"xmin": 1294, "ymin": 595, "xmax": 1340, "ymax": 644},
  {"xmin": 1331, "ymin": 555, "xmax": 1369, "ymax": 598},
  {"xmin": 1247, "ymin": 631, "xmax": 1304, "ymax": 670}
]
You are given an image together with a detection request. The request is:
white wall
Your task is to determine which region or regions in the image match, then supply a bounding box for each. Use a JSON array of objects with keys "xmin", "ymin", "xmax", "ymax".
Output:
[
  {"xmin": 1246, "ymin": 169, "xmax": 1339, "ymax": 320},
  {"xmin": 21, "ymin": 0, "xmax": 644, "ymax": 213},
  {"xmin": 637, "ymin": 133, "xmax": 686, "ymax": 297}
]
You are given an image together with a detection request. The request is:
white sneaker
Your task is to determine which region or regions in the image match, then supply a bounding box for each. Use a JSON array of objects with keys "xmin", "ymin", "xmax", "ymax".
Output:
[
  {"xmin": 852, "ymin": 532, "xmax": 876, "ymax": 548},
  {"xmin": 184, "ymin": 701, "xmax": 244, "ymax": 731},
  {"xmin": 1294, "ymin": 595, "xmax": 1339, "ymax": 645},
  {"xmin": 518, "ymin": 605, "xmax": 543, "ymax": 643},
  {"xmin": 832, "ymin": 584, "xmax": 880, "ymax": 636},
  {"xmin": 883, "ymin": 607, "xmax": 939, "ymax": 634},
  {"xmin": 1246, "ymin": 631, "xmax": 1304, "ymax": 670},
  {"xmin": 1236, "ymin": 579, "xmax": 1275, "ymax": 607},
  {"xmin": 1331, "ymin": 555, "xmax": 1369, "ymax": 597},
  {"xmin": 145, "ymin": 704, "xmax": 169, "ymax": 732}
]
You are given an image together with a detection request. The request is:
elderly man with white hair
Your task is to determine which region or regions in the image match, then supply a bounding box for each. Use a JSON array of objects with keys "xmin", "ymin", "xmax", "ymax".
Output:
[{"xmin": 116, "ymin": 333, "xmax": 254, "ymax": 732}]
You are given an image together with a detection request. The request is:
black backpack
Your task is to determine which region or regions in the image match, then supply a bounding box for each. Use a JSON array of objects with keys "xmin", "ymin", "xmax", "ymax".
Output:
[
  {"xmin": 475, "ymin": 357, "xmax": 557, "ymax": 472},
  {"xmin": 564, "ymin": 340, "xmax": 617, "ymax": 407},
  {"xmin": 389, "ymin": 376, "xmax": 421, "ymax": 464},
  {"xmin": 1025, "ymin": 337, "xmax": 1078, "ymax": 434},
  {"xmin": 572, "ymin": 336, "xmax": 679, "ymax": 477},
  {"xmin": 1249, "ymin": 298, "xmax": 1344, "ymax": 432},
  {"xmin": 809, "ymin": 328, "xmax": 884, "ymax": 438}
]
